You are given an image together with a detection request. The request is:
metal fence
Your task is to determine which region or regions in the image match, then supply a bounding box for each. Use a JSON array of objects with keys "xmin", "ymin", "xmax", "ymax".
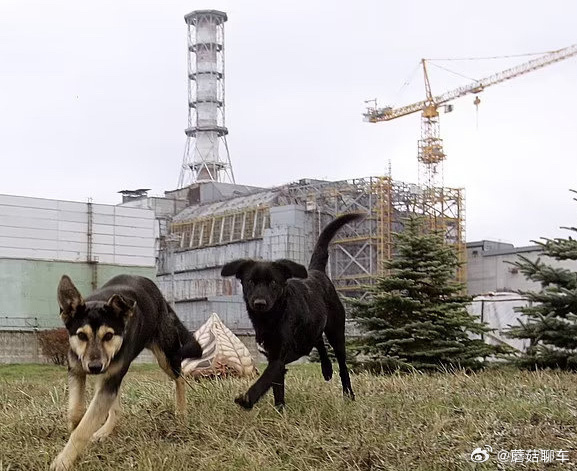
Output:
[
  {"xmin": 0, "ymin": 316, "xmax": 60, "ymax": 331},
  {"xmin": 0, "ymin": 316, "xmax": 39, "ymax": 330}
]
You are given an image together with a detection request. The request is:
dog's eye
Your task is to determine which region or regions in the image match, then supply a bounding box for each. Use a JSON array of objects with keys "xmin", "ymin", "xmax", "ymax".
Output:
[
  {"xmin": 102, "ymin": 332, "xmax": 114, "ymax": 342},
  {"xmin": 270, "ymin": 281, "xmax": 277, "ymax": 287},
  {"xmin": 77, "ymin": 332, "xmax": 88, "ymax": 341}
]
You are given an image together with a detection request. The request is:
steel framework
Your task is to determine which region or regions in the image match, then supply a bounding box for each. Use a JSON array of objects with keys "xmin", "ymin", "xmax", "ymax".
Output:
[
  {"xmin": 171, "ymin": 206, "xmax": 270, "ymax": 249},
  {"xmin": 178, "ymin": 10, "xmax": 234, "ymax": 187},
  {"xmin": 283, "ymin": 177, "xmax": 465, "ymax": 297}
]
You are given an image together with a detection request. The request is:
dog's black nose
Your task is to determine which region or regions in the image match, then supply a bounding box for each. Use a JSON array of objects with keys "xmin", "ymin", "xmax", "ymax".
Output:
[
  {"xmin": 88, "ymin": 362, "xmax": 103, "ymax": 374},
  {"xmin": 252, "ymin": 299, "xmax": 268, "ymax": 310}
]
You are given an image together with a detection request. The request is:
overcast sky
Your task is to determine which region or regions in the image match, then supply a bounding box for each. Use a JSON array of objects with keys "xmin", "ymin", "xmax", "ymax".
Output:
[{"xmin": 1, "ymin": 0, "xmax": 576, "ymax": 246}]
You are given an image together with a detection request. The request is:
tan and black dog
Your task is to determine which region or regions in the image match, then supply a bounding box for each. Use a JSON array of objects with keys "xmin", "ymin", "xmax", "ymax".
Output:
[
  {"xmin": 51, "ymin": 274, "xmax": 202, "ymax": 471},
  {"xmin": 221, "ymin": 213, "xmax": 363, "ymax": 410}
]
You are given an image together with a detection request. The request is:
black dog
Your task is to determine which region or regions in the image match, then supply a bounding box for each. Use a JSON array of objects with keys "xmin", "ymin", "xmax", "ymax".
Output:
[
  {"xmin": 51, "ymin": 274, "xmax": 202, "ymax": 471},
  {"xmin": 221, "ymin": 213, "xmax": 363, "ymax": 409}
]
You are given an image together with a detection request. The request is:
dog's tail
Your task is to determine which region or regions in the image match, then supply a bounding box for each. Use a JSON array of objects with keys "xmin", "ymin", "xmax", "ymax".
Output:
[
  {"xmin": 309, "ymin": 213, "xmax": 365, "ymax": 272},
  {"xmin": 170, "ymin": 305, "xmax": 203, "ymax": 360},
  {"xmin": 180, "ymin": 335, "xmax": 203, "ymax": 360}
]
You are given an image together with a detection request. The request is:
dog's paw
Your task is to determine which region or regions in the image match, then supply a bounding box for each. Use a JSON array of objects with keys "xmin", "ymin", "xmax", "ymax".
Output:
[
  {"xmin": 91, "ymin": 427, "xmax": 112, "ymax": 443},
  {"xmin": 234, "ymin": 393, "xmax": 254, "ymax": 410},
  {"xmin": 344, "ymin": 390, "xmax": 355, "ymax": 401},
  {"xmin": 50, "ymin": 452, "xmax": 73, "ymax": 471},
  {"xmin": 321, "ymin": 363, "xmax": 333, "ymax": 381}
]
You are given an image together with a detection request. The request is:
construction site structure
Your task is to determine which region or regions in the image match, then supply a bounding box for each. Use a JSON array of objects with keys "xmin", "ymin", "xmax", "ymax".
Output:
[
  {"xmin": 178, "ymin": 10, "xmax": 234, "ymax": 187},
  {"xmin": 364, "ymin": 43, "xmax": 577, "ymax": 281},
  {"xmin": 283, "ymin": 177, "xmax": 465, "ymax": 290},
  {"xmin": 160, "ymin": 177, "xmax": 465, "ymax": 333}
]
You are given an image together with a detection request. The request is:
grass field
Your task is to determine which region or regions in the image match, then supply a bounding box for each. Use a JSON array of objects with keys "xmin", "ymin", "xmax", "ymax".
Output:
[{"xmin": 1, "ymin": 363, "xmax": 577, "ymax": 470}]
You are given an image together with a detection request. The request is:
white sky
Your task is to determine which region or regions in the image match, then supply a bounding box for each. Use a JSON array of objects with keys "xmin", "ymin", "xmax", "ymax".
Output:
[{"xmin": 1, "ymin": 1, "xmax": 576, "ymax": 246}]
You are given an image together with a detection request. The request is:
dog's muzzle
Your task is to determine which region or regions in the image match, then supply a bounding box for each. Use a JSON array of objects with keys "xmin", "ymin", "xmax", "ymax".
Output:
[{"xmin": 87, "ymin": 361, "xmax": 104, "ymax": 374}]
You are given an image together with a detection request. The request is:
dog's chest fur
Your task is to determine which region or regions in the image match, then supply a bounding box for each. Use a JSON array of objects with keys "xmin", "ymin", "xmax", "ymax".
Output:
[
  {"xmin": 248, "ymin": 290, "xmax": 326, "ymax": 362},
  {"xmin": 250, "ymin": 313, "xmax": 282, "ymax": 358}
]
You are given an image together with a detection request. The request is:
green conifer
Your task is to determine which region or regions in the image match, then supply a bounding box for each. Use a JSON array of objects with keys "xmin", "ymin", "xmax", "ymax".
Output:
[{"xmin": 350, "ymin": 217, "xmax": 504, "ymax": 372}]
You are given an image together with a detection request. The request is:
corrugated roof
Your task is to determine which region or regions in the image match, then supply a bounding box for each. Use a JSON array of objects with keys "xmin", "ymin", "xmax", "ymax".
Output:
[{"xmin": 173, "ymin": 189, "xmax": 281, "ymax": 223}]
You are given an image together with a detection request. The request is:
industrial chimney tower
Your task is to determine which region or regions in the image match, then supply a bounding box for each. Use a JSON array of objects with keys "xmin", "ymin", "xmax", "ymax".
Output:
[{"xmin": 178, "ymin": 10, "xmax": 234, "ymax": 187}]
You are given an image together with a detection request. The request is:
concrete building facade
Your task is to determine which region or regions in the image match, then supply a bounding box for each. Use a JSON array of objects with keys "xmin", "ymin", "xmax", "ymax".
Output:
[
  {"xmin": 153, "ymin": 177, "xmax": 464, "ymax": 335},
  {"xmin": 157, "ymin": 202, "xmax": 318, "ymax": 332},
  {"xmin": 467, "ymin": 240, "xmax": 577, "ymax": 296},
  {"xmin": 0, "ymin": 194, "xmax": 156, "ymax": 330}
]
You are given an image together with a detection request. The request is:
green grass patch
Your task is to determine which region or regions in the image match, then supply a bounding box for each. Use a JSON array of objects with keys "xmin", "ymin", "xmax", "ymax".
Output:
[{"xmin": 0, "ymin": 364, "xmax": 576, "ymax": 470}]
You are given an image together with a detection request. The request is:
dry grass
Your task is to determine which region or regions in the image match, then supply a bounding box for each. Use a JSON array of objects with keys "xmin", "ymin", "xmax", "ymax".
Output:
[{"xmin": 1, "ymin": 363, "xmax": 577, "ymax": 470}]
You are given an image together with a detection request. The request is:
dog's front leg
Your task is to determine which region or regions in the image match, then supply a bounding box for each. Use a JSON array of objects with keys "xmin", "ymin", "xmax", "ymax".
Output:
[
  {"xmin": 272, "ymin": 367, "xmax": 287, "ymax": 409},
  {"xmin": 51, "ymin": 377, "xmax": 120, "ymax": 471},
  {"xmin": 175, "ymin": 375, "xmax": 186, "ymax": 416},
  {"xmin": 235, "ymin": 359, "xmax": 285, "ymax": 410},
  {"xmin": 67, "ymin": 371, "xmax": 86, "ymax": 432},
  {"xmin": 91, "ymin": 392, "xmax": 121, "ymax": 442}
]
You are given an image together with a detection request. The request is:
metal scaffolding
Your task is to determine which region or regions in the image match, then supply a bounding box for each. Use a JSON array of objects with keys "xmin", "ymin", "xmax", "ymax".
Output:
[{"xmin": 282, "ymin": 177, "xmax": 466, "ymax": 297}]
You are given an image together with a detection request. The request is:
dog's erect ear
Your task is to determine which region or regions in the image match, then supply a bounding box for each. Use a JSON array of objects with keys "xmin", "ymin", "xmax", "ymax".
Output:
[
  {"xmin": 273, "ymin": 259, "xmax": 308, "ymax": 280},
  {"xmin": 57, "ymin": 275, "xmax": 85, "ymax": 323},
  {"xmin": 221, "ymin": 259, "xmax": 256, "ymax": 279},
  {"xmin": 107, "ymin": 294, "xmax": 136, "ymax": 320}
]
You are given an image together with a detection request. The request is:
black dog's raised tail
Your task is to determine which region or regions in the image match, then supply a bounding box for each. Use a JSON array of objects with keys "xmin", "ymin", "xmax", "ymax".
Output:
[{"xmin": 309, "ymin": 213, "xmax": 365, "ymax": 272}]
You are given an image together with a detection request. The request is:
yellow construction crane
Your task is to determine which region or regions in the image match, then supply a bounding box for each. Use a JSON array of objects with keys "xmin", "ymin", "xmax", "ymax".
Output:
[
  {"xmin": 364, "ymin": 44, "xmax": 577, "ymax": 285},
  {"xmin": 364, "ymin": 43, "xmax": 577, "ymax": 187}
]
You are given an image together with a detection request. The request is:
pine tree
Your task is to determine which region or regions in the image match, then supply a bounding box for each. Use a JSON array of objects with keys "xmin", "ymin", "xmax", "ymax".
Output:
[
  {"xmin": 507, "ymin": 207, "xmax": 577, "ymax": 369},
  {"xmin": 350, "ymin": 216, "xmax": 504, "ymax": 372}
]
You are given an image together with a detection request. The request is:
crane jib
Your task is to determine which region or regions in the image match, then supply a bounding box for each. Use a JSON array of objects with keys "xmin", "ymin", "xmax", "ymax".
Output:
[{"xmin": 365, "ymin": 43, "xmax": 577, "ymax": 122}]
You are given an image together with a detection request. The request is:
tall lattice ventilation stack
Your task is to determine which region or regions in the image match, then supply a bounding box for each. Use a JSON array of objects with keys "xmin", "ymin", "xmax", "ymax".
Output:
[{"xmin": 178, "ymin": 10, "xmax": 234, "ymax": 187}]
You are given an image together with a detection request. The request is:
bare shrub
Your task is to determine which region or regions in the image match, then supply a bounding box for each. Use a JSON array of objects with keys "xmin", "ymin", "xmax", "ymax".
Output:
[{"xmin": 37, "ymin": 328, "xmax": 69, "ymax": 366}]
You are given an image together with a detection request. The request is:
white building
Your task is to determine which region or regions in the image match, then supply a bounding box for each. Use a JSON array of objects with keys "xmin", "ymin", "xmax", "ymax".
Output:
[
  {"xmin": 0, "ymin": 194, "xmax": 156, "ymax": 330},
  {"xmin": 467, "ymin": 240, "xmax": 577, "ymax": 296}
]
